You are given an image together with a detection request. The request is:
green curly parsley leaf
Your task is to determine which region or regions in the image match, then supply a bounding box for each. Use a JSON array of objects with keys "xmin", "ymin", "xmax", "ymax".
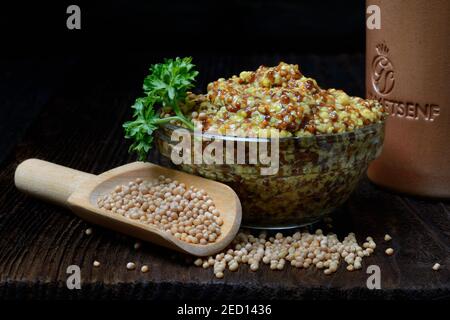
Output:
[{"xmin": 123, "ymin": 57, "xmax": 198, "ymax": 161}]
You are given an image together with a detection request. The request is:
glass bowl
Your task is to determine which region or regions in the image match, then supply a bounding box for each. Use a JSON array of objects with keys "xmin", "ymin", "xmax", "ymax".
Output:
[{"xmin": 155, "ymin": 122, "xmax": 385, "ymax": 229}]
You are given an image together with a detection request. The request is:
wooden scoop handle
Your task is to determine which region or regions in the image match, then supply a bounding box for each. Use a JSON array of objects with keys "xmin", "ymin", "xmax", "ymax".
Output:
[{"xmin": 14, "ymin": 159, "xmax": 95, "ymax": 207}]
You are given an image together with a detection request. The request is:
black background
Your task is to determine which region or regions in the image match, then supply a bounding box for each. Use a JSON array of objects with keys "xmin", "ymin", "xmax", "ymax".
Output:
[
  {"xmin": 0, "ymin": 0, "xmax": 366, "ymax": 163},
  {"xmin": 2, "ymin": 0, "xmax": 365, "ymax": 55}
]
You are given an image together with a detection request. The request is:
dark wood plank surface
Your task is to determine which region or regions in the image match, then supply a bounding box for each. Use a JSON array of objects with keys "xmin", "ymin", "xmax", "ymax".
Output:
[{"xmin": 0, "ymin": 53, "xmax": 448, "ymax": 300}]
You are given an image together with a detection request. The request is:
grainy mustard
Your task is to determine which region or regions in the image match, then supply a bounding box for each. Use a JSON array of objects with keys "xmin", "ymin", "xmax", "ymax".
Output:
[
  {"xmin": 157, "ymin": 62, "xmax": 386, "ymax": 228},
  {"xmin": 185, "ymin": 62, "xmax": 385, "ymax": 137}
]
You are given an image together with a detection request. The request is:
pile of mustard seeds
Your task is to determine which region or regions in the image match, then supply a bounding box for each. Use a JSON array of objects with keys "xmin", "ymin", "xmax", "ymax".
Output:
[
  {"xmin": 194, "ymin": 230, "xmax": 377, "ymax": 278},
  {"xmin": 97, "ymin": 176, "xmax": 223, "ymax": 245}
]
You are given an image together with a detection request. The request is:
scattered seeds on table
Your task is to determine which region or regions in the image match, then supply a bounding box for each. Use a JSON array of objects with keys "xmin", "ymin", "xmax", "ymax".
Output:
[
  {"xmin": 229, "ymin": 262, "xmax": 239, "ymax": 272},
  {"xmin": 384, "ymin": 234, "xmax": 392, "ymax": 241},
  {"xmin": 194, "ymin": 258, "xmax": 203, "ymax": 267},
  {"xmin": 432, "ymin": 263, "xmax": 440, "ymax": 271},
  {"xmin": 85, "ymin": 228, "xmax": 93, "ymax": 235},
  {"xmin": 93, "ymin": 260, "xmax": 100, "ymax": 267},
  {"xmin": 195, "ymin": 230, "xmax": 377, "ymax": 279},
  {"xmin": 126, "ymin": 262, "xmax": 136, "ymax": 270},
  {"xmin": 385, "ymin": 248, "xmax": 394, "ymax": 256},
  {"xmin": 97, "ymin": 176, "xmax": 222, "ymax": 245},
  {"xmin": 141, "ymin": 265, "xmax": 149, "ymax": 273}
]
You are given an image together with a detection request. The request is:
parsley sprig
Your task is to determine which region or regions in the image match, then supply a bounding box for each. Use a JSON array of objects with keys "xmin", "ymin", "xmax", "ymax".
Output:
[{"xmin": 123, "ymin": 57, "xmax": 198, "ymax": 161}]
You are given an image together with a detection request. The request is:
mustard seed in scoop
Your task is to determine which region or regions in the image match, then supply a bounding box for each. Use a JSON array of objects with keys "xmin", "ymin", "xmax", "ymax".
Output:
[{"xmin": 97, "ymin": 175, "xmax": 223, "ymax": 245}]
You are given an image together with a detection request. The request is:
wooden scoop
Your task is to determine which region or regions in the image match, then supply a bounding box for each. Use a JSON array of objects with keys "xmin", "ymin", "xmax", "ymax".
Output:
[{"xmin": 14, "ymin": 159, "xmax": 242, "ymax": 257}]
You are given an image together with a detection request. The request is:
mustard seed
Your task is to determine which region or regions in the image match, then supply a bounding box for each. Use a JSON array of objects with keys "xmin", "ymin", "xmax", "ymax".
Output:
[
  {"xmin": 229, "ymin": 262, "xmax": 239, "ymax": 272},
  {"xmin": 126, "ymin": 262, "xmax": 136, "ymax": 270},
  {"xmin": 250, "ymin": 263, "xmax": 259, "ymax": 271},
  {"xmin": 194, "ymin": 258, "xmax": 203, "ymax": 267}
]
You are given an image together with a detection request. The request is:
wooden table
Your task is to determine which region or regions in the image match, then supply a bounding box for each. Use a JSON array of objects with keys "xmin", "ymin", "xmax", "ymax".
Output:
[{"xmin": 0, "ymin": 54, "xmax": 448, "ymax": 300}]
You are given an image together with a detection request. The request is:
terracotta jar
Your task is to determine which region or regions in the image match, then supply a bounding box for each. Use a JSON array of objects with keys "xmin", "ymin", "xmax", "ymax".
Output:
[{"xmin": 366, "ymin": 0, "xmax": 450, "ymax": 198}]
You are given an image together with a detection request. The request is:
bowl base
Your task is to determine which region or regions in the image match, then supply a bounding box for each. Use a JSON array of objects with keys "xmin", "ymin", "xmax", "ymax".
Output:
[{"xmin": 241, "ymin": 218, "xmax": 322, "ymax": 231}]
